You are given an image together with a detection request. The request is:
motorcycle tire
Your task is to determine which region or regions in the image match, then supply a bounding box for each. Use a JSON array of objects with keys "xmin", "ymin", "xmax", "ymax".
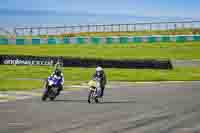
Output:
[
  {"xmin": 42, "ymin": 93, "xmax": 48, "ymax": 101},
  {"xmin": 50, "ymin": 97, "xmax": 55, "ymax": 101},
  {"xmin": 42, "ymin": 88, "xmax": 50, "ymax": 101},
  {"xmin": 88, "ymin": 90, "xmax": 94, "ymax": 104},
  {"xmin": 95, "ymin": 97, "xmax": 99, "ymax": 103}
]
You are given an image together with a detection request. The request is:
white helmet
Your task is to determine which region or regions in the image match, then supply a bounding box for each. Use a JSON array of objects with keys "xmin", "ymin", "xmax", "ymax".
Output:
[{"xmin": 96, "ymin": 66, "xmax": 103, "ymax": 72}]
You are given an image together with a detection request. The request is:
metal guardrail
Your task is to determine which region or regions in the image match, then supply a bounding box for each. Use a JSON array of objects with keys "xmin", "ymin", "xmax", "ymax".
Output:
[{"xmin": 14, "ymin": 20, "xmax": 200, "ymax": 36}]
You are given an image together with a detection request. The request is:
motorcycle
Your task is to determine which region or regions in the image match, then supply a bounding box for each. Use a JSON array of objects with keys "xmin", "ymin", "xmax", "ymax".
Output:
[
  {"xmin": 42, "ymin": 75, "xmax": 62, "ymax": 101},
  {"xmin": 88, "ymin": 78, "xmax": 102, "ymax": 104}
]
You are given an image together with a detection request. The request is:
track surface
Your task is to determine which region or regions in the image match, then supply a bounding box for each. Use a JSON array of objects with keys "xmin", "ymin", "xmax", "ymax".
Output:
[{"xmin": 1, "ymin": 82, "xmax": 200, "ymax": 133}]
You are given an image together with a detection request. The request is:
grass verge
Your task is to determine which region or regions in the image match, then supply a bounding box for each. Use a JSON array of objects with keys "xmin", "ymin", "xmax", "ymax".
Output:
[
  {"xmin": 0, "ymin": 79, "xmax": 43, "ymax": 91},
  {"xmin": 0, "ymin": 42, "xmax": 200, "ymax": 59},
  {"xmin": 1, "ymin": 65, "xmax": 200, "ymax": 91}
]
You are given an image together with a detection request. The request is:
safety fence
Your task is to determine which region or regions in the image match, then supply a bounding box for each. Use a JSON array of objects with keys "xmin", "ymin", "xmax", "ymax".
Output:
[
  {"xmin": 14, "ymin": 21, "xmax": 200, "ymax": 36},
  {"xmin": 0, "ymin": 35, "xmax": 200, "ymax": 45}
]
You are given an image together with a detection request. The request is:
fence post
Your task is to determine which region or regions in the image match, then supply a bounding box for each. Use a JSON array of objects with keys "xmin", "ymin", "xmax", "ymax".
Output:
[
  {"xmin": 95, "ymin": 25, "xmax": 98, "ymax": 32},
  {"xmin": 126, "ymin": 24, "xmax": 129, "ymax": 32},
  {"xmin": 30, "ymin": 28, "xmax": 33, "ymax": 36},
  {"xmin": 111, "ymin": 24, "xmax": 114, "ymax": 32},
  {"xmin": 103, "ymin": 25, "xmax": 106, "ymax": 32},
  {"xmin": 166, "ymin": 23, "xmax": 169, "ymax": 31},
  {"xmin": 182, "ymin": 23, "xmax": 185, "ymax": 29},
  {"xmin": 14, "ymin": 28, "xmax": 17, "ymax": 36},
  {"xmin": 38, "ymin": 28, "xmax": 41, "ymax": 36},
  {"xmin": 150, "ymin": 24, "xmax": 152, "ymax": 31},
  {"xmin": 134, "ymin": 24, "xmax": 136, "ymax": 31},
  {"xmin": 174, "ymin": 24, "xmax": 177, "ymax": 30}
]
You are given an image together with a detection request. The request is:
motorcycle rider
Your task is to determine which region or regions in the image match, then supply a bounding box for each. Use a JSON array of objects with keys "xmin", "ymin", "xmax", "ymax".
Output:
[
  {"xmin": 46, "ymin": 62, "xmax": 64, "ymax": 96},
  {"xmin": 92, "ymin": 66, "xmax": 107, "ymax": 97}
]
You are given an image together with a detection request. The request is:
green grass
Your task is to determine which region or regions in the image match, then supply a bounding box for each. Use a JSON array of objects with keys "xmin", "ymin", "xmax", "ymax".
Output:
[
  {"xmin": 0, "ymin": 42, "xmax": 200, "ymax": 59},
  {"xmin": 1, "ymin": 41, "xmax": 200, "ymax": 91},
  {"xmin": 1, "ymin": 65, "xmax": 200, "ymax": 81},
  {"xmin": 1, "ymin": 65, "xmax": 200, "ymax": 91},
  {"xmin": 0, "ymin": 79, "xmax": 83, "ymax": 91},
  {"xmin": 0, "ymin": 79, "xmax": 43, "ymax": 91},
  {"xmin": 0, "ymin": 96, "xmax": 16, "ymax": 100}
]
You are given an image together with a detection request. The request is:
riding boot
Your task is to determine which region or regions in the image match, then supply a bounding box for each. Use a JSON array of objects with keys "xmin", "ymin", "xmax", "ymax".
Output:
[
  {"xmin": 56, "ymin": 85, "xmax": 63, "ymax": 96},
  {"xmin": 100, "ymin": 86, "xmax": 105, "ymax": 97}
]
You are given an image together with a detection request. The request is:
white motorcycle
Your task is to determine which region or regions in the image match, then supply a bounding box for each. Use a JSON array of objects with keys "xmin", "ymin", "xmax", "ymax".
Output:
[{"xmin": 88, "ymin": 78, "xmax": 102, "ymax": 104}]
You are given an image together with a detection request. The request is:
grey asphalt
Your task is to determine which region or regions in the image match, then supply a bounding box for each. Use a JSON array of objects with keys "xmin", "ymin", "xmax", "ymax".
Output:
[{"xmin": 1, "ymin": 82, "xmax": 200, "ymax": 133}]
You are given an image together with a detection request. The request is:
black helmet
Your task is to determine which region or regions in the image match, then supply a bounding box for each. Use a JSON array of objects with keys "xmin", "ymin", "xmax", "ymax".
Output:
[{"xmin": 55, "ymin": 69, "xmax": 61, "ymax": 76}]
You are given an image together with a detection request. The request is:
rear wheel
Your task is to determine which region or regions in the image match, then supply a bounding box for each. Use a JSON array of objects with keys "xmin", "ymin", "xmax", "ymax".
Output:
[
  {"xmin": 95, "ymin": 97, "xmax": 99, "ymax": 103},
  {"xmin": 42, "ymin": 87, "xmax": 50, "ymax": 101},
  {"xmin": 50, "ymin": 97, "xmax": 55, "ymax": 101},
  {"xmin": 41, "ymin": 88, "xmax": 49, "ymax": 101},
  {"xmin": 42, "ymin": 94, "xmax": 47, "ymax": 101}
]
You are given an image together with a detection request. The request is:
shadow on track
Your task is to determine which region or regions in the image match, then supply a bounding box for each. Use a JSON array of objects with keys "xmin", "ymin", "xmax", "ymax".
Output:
[
  {"xmin": 53, "ymin": 99, "xmax": 86, "ymax": 103},
  {"xmin": 101, "ymin": 100, "xmax": 136, "ymax": 104}
]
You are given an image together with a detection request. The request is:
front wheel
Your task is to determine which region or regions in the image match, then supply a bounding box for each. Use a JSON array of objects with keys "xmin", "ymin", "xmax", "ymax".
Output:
[{"xmin": 88, "ymin": 89, "xmax": 95, "ymax": 104}]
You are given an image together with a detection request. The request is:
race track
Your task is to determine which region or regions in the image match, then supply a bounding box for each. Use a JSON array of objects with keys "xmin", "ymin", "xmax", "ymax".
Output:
[{"xmin": 1, "ymin": 82, "xmax": 200, "ymax": 133}]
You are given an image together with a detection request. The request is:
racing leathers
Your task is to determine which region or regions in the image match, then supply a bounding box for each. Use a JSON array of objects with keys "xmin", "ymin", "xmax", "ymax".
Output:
[
  {"xmin": 92, "ymin": 71, "xmax": 107, "ymax": 97},
  {"xmin": 46, "ymin": 70, "xmax": 64, "ymax": 96}
]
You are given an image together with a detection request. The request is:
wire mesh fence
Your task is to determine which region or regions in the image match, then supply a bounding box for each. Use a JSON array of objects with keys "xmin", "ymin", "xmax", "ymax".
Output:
[{"xmin": 1, "ymin": 20, "xmax": 200, "ymax": 37}]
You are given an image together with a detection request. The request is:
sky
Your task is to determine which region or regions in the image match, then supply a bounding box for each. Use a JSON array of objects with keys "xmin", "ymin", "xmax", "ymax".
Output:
[{"xmin": 0, "ymin": 0, "xmax": 200, "ymax": 27}]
